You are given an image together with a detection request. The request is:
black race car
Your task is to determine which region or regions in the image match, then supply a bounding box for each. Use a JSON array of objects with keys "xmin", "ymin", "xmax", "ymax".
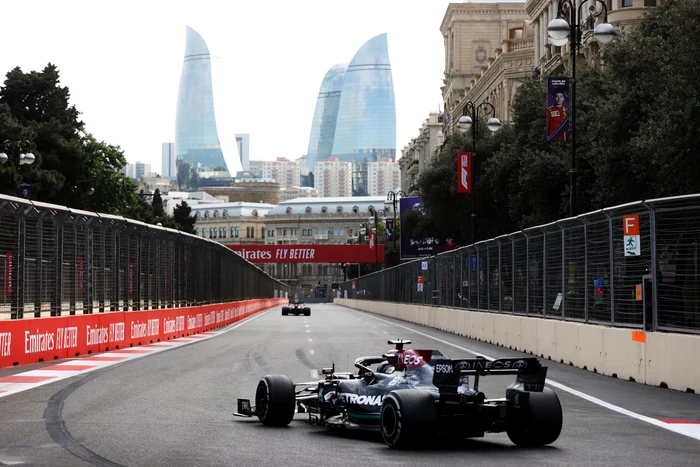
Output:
[
  {"xmin": 233, "ymin": 339, "xmax": 563, "ymax": 449},
  {"xmin": 281, "ymin": 299, "xmax": 310, "ymax": 316}
]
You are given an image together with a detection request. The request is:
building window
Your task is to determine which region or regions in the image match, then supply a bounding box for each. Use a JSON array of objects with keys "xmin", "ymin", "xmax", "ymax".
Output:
[
  {"xmin": 305, "ymin": 207, "xmax": 312, "ymax": 214},
  {"xmin": 222, "ymin": 209, "xmax": 228, "ymax": 218},
  {"xmin": 509, "ymin": 28, "xmax": 523, "ymax": 40},
  {"xmin": 644, "ymin": 0, "xmax": 655, "ymax": 5},
  {"xmin": 202, "ymin": 230, "xmax": 206, "ymax": 238},
  {"xmin": 352, "ymin": 206, "xmax": 359, "ymax": 214},
  {"xmin": 286, "ymin": 207, "xmax": 293, "ymax": 215},
  {"xmin": 210, "ymin": 228, "xmax": 217, "ymax": 239},
  {"xmin": 220, "ymin": 227, "xmax": 226, "ymax": 238},
  {"xmin": 321, "ymin": 206, "xmax": 328, "ymax": 214},
  {"xmin": 213, "ymin": 210, "xmax": 219, "ymax": 217},
  {"xmin": 252, "ymin": 210, "xmax": 258, "ymax": 217},
  {"xmin": 336, "ymin": 206, "xmax": 343, "ymax": 214},
  {"xmin": 262, "ymin": 227, "xmax": 265, "ymax": 238},
  {"xmin": 622, "ymin": 0, "xmax": 633, "ymax": 6},
  {"xmin": 195, "ymin": 228, "xmax": 199, "ymax": 235}
]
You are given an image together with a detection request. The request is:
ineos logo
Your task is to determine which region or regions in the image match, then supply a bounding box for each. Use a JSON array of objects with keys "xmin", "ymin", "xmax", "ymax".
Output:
[
  {"xmin": 399, "ymin": 354, "xmax": 423, "ymax": 366},
  {"xmin": 514, "ymin": 360, "xmax": 527, "ymax": 369},
  {"xmin": 456, "ymin": 361, "xmax": 469, "ymax": 370}
]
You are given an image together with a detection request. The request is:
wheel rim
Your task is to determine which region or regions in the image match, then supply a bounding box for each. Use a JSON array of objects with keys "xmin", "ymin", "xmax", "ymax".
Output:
[
  {"xmin": 381, "ymin": 404, "xmax": 398, "ymax": 438},
  {"xmin": 256, "ymin": 383, "xmax": 269, "ymax": 419}
]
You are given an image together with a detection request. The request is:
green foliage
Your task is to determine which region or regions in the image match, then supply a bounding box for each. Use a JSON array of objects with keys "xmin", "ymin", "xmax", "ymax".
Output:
[
  {"xmin": 173, "ymin": 200, "xmax": 197, "ymax": 234},
  {"xmin": 0, "ymin": 63, "xmax": 138, "ymax": 215},
  {"xmin": 414, "ymin": 0, "xmax": 700, "ymax": 242}
]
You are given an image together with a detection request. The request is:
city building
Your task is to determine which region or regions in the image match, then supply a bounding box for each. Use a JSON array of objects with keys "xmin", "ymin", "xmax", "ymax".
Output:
[
  {"xmin": 262, "ymin": 196, "xmax": 386, "ymax": 296},
  {"xmin": 191, "ymin": 202, "xmax": 275, "ymax": 243},
  {"xmin": 313, "ymin": 158, "xmax": 353, "ymax": 198},
  {"xmin": 161, "ymin": 142, "xmax": 176, "ymax": 179},
  {"xmin": 235, "ymin": 134, "xmax": 250, "ymax": 171},
  {"xmin": 331, "ymin": 33, "xmax": 396, "ymax": 195},
  {"xmin": 198, "ymin": 179, "xmax": 282, "ymax": 205},
  {"xmin": 398, "ymin": 111, "xmax": 447, "ymax": 195},
  {"xmin": 440, "ymin": 3, "xmax": 530, "ymax": 134},
  {"xmin": 280, "ymin": 186, "xmax": 320, "ymax": 202},
  {"xmin": 163, "ymin": 191, "xmax": 223, "ymax": 216},
  {"xmin": 175, "ymin": 26, "xmax": 242, "ymax": 184},
  {"xmin": 123, "ymin": 161, "xmax": 152, "ymax": 181},
  {"xmin": 305, "ymin": 63, "xmax": 348, "ymax": 173},
  {"xmin": 366, "ymin": 158, "xmax": 401, "ymax": 197},
  {"xmin": 251, "ymin": 158, "xmax": 301, "ymax": 189},
  {"xmin": 527, "ymin": 0, "xmax": 658, "ymax": 77}
]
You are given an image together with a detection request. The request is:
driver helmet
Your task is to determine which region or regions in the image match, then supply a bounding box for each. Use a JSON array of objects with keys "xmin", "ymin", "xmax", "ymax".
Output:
[{"xmin": 377, "ymin": 363, "xmax": 395, "ymax": 374}]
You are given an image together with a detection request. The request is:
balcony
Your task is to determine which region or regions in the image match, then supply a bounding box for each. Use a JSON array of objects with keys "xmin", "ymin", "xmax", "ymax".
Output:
[
  {"xmin": 314, "ymin": 234, "xmax": 329, "ymax": 240},
  {"xmin": 407, "ymin": 159, "xmax": 420, "ymax": 176}
]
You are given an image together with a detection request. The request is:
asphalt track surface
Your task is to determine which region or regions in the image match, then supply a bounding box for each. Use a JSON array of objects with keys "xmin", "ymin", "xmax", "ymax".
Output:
[{"xmin": 1, "ymin": 303, "xmax": 699, "ymax": 467}]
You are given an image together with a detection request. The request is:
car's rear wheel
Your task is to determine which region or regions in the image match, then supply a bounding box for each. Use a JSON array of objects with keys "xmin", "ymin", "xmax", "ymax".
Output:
[
  {"xmin": 304, "ymin": 307, "xmax": 310, "ymax": 316},
  {"xmin": 380, "ymin": 389, "xmax": 436, "ymax": 449},
  {"xmin": 281, "ymin": 307, "xmax": 288, "ymax": 316},
  {"xmin": 506, "ymin": 387, "xmax": 563, "ymax": 447},
  {"xmin": 255, "ymin": 375, "xmax": 296, "ymax": 427}
]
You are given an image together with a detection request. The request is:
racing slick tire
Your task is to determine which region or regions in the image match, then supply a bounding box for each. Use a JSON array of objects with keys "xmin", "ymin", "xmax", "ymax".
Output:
[
  {"xmin": 303, "ymin": 307, "xmax": 311, "ymax": 316},
  {"xmin": 281, "ymin": 307, "xmax": 289, "ymax": 316},
  {"xmin": 506, "ymin": 387, "xmax": 563, "ymax": 447},
  {"xmin": 255, "ymin": 375, "xmax": 296, "ymax": 427},
  {"xmin": 380, "ymin": 389, "xmax": 437, "ymax": 449}
]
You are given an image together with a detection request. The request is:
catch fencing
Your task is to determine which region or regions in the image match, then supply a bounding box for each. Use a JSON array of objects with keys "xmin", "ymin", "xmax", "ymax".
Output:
[
  {"xmin": 341, "ymin": 194, "xmax": 700, "ymax": 334},
  {"xmin": 0, "ymin": 194, "xmax": 288, "ymax": 319}
]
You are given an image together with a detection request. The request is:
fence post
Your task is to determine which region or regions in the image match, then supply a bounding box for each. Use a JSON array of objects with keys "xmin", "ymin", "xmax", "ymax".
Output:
[
  {"xmin": 542, "ymin": 229, "xmax": 547, "ymax": 315},
  {"xmin": 12, "ymin": 207, "xmax": 28, "ymax": 319},
  {"xmin": 511, "ymin": 236, "xmax": 516, "ymax": 314},
  {"xmin": 643, "ymin": 201, "xmax": 659, "ymax": 332},
  {"xmin": 583, "ymin": 220, "xmax": 589, "ymax": 323},
  {"xmin": 34, "ymin": 211, "xmax": 46, "ymax": 317},
  {"xmin": 525, "ymin": 233, "xmax": 530, "ymax": 316},
  {"xmin": 607, "ymin": 212, "xmax": 615, "ymax": 326},
  {"xmin": 560, "ymin": 224, "xmax": 566, "ymax": 319},
  {"xmin": 498, "ymin": 241, "xmax": 502, "ymax": 312}
]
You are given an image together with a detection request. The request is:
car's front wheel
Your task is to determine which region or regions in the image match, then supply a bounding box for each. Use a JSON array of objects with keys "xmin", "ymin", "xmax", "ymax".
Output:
[
  {"xmin": 255, "ymin": 375, "xmax": 296, "ymax": 427},
  {"xmin": 380, "ymin": 389, "xmax": 436, "ymax": 449}
]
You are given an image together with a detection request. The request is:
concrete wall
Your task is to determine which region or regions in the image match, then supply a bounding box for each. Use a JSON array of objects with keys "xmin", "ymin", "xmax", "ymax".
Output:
[{"xmin": 334, "ymin": 299, "xmax": 699, "ymax": 394}]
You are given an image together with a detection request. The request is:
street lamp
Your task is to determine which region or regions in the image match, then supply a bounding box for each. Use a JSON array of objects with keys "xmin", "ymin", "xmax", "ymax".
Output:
[
  {"xmin": 457, "ymin": 101, "xmax": 501, "ymax": 243},
  {"xmin": 367, "ymin": 207, "xmax": 386, "ymax": 268},
  {"xmin": 1, "ymin": 140, "xmax": 36, "ymax": 199},
  {"xmin": 385, "ymin": 190, "xmax": 405, "ymax": 254},
  {"xmin": 547, "ymin": 0, "xmax": 615, "ymax": 216}
]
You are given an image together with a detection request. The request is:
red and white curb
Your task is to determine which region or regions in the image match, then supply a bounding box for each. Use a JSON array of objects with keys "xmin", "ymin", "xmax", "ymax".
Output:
[{"xmin": 0, "ymin": 306, "xmax": 276, "ymax": 400}]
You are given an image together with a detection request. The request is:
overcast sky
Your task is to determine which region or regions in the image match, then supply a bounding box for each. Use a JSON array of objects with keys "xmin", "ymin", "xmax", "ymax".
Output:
[{"xmin": 1, "ymin": 0, "xmax": 512, "ymax": 173}]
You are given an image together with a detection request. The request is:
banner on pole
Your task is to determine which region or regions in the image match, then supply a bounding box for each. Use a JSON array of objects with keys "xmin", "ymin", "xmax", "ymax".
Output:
[
  {"xmin": 457, "ymin": 152, "xmax": 472, "ymax": 193},
  {"xmin": 547, "ymin": 77, "xmax": 570, "ymax": 142}
]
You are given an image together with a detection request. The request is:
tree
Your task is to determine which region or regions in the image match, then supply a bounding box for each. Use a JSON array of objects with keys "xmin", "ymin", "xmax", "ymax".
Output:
[
  {"xmin": 152, "ymin": 188, "xmax": 166, "ymax": 219},
  {"xmin": 0, "ymin": 63, "xmax": 139, "ymax": 214},
  {"xmin": 172, "ymin": 200, "xmax": 197, "ymax": 234}
]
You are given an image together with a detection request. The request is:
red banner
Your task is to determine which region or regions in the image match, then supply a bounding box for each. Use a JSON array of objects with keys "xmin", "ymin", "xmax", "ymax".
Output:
[
  {"xmin": 0, "ymin": 298, "xmax": 288, "ymax": 369},
  {"xmin": 225, "ymin": 244, "xmax": 385, "ymax": 263},
  {"xmin": 458, "ymin": 152, "xmax": 472, "ymax": 193}
]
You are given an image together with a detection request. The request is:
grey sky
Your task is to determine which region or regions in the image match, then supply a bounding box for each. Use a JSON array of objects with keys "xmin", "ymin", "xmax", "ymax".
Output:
[{"xmin": 1, "ymin": 0, "xmax": 513, "ymax": 173}]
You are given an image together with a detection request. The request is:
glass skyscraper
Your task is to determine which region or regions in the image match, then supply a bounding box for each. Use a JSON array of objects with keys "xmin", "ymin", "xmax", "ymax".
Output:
[
  {"xmin": 175, "ymin": 26, "xmax": 241, "ymax": 183},
  {"xmin": 331, "ymin": 33, "xmax": 396, "ymax": 195},
  {"xmin": 305, "ymin": 63, "xmax": 348, "ymax": 173}
]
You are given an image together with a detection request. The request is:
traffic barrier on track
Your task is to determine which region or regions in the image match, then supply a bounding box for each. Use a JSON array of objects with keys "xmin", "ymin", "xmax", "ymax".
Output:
[
  {"xmin": 0, "ymin": 298, "xmax": 287, "ymax": 368},
  {"xmin": 334, "ymin": 298, "xmax": 699, "ymax": 393}
]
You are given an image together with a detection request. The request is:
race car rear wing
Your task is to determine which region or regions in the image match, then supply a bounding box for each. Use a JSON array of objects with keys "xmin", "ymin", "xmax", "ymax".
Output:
[{"xmin": 433, "ymin": 357, "xmax": 547, "ymax": 393}]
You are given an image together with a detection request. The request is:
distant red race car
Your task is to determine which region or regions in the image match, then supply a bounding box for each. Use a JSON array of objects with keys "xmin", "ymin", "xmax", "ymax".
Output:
[{"xmin": 282, "ymin": 299, "xmax": 310, "ymax": 316}]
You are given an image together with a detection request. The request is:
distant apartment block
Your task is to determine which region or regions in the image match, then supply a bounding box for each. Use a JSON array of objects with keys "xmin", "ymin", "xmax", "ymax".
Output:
[
  {"xmin": 124, "ymin": 161, "xmax": 152, "ymax": 181},
  {"xmin": 251, "ymin": 158, "xmax": 301, "ymax": 189},
  {"xmin": 313, "ymin": 157, "xmax": 352, "ymax": 198},
  {"xmin": 366, "ymin": 158, "xmax": 400, "ymax": 196},
  {"xmin": 162, "ymin": 142, "xmax": 176, "ymax": 178},
  {"xmin": 281, "ymin": 186, "xmax": 320, "ymax": 201},
  {"xmin": 235, "ymin": 134, "xmax": 250, "ymax": 171}
]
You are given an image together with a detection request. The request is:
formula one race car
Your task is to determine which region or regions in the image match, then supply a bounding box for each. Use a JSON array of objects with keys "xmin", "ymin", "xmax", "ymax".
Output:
[
  {"xmin": 281, "ymin": 299, "xmax": 310, "ymax": 316},
  {"xmin": 233, "ymin": 339, "xmax": 563, "ymax": 449}
]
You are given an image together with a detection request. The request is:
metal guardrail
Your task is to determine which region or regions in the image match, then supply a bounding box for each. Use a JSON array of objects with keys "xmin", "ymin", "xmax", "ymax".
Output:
[
  {"xmin": 0, "ymin": 195, "xmax": 288, "ymax": 319},
  {"xmin": 340, "ymin": 194, "xmax": 700, "ymax": 334}
]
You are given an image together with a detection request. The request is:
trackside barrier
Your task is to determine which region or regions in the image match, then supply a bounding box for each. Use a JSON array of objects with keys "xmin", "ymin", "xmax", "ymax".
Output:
[
  {"xmin": 0, "ymin": 298, "xmax": 287, "ymax": 368},
  {"xmin": 334, "ymin": 298, "xmax": 700, "ymax": 394}
]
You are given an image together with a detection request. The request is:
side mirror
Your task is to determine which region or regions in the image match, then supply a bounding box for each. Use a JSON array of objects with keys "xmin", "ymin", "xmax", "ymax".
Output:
[{"xmin": 322, "ymin": 362, "xmax": 335, "ymax": 375}]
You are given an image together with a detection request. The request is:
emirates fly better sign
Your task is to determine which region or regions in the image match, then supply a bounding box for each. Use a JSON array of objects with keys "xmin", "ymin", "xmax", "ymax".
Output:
[
  {"xmin": 458, "ymin": 152, "xmax": 472, "ymax": 193},
  {"xmin": 225, "ymin": 244, "xmax": 385, "ymax": 263}
]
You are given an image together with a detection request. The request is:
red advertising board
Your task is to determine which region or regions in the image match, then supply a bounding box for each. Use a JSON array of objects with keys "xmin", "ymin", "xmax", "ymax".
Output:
[
  {"xmin": 225, "ymin": 244, "xmax": 385, "ymax": 263},
  {"xmin": 0, "ymin": 298, "xmax": 287, "ymax": 368},
  {"xmin": 458, "ymin": 152, "xmax": 472, "ymax": 193}
]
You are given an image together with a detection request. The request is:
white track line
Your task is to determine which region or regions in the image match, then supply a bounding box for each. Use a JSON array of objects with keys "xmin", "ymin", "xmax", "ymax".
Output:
[{"xmin": 359, "ymin": 311, "xmax": 700, "ymax": 442}]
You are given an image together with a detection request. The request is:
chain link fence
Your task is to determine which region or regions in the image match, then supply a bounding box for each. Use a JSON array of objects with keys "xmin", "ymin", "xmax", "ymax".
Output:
[
  {"xmin": 340, "ymin": 194, "xmax": 700, "ymax": 334},
  {"xmin": 0, "ymin": 195, "xmax": 288, "ymax": 319}
]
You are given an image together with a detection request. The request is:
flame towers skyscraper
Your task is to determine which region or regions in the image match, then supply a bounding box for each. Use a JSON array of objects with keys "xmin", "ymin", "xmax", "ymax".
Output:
[{"xmin": 175, "ymin": 26, "xmax": 241, "ymax": 185}]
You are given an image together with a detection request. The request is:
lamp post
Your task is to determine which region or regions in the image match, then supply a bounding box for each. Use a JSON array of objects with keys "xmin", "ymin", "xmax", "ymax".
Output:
[
  {"xmin": 1, "ymin": 140, "xmax": 36, "ymax": 199},
  {"xmin": 385, "ymin": 190, "xmax": 405, "ymax": 253},
  {"xmin": 457, "ymin": 102, "xmax": 501, "ymax": 243},
  {"xmin": 547, "ymin": 0, "xmax": 616, "ymax": 217},
  {"xmin": 367, "ymin": 208, "xmax": 386, "ymax": 269}
]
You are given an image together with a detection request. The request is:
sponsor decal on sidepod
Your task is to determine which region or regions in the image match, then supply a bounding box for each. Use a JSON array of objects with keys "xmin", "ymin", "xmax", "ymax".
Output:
[{"xmin": 339, "ymin": 393, "xmax": 385, "ymax": 406}]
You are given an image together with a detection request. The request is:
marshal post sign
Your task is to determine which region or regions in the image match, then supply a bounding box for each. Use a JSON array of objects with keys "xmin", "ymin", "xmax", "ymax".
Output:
[{"xmin": 225, "ymin": 244, "xmax": 385, "ymax": 263}]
